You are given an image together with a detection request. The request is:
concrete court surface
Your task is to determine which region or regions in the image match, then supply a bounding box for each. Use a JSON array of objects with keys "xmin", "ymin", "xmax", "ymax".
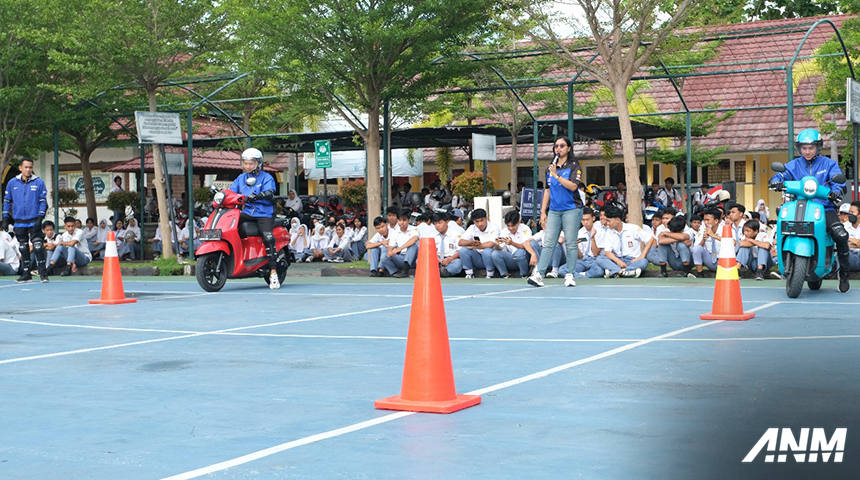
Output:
[{"xmin": 0, "ymin": 274, "xmax": 857, "ymax": 480}]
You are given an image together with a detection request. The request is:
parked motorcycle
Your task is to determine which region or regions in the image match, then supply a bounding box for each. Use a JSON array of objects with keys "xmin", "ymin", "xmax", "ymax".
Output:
[
  {"xmin": 770, "ymin": 161, "xmax": 846, "ymax": 298},
  {"xmin": 194, "ymin": 187, "xmax": 291, "ymax": 292}
]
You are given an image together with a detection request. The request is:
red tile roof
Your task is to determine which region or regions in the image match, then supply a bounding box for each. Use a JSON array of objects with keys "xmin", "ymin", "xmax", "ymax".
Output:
[{"xmin": 103, "ymin": 147, "xmax": 282, "ymax": 173}]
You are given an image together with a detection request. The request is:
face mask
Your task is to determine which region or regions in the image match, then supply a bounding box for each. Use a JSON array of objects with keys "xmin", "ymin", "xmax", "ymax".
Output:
[{"xmin": 849, "ymin": 214, "xmax": 858, "ymax": 224}]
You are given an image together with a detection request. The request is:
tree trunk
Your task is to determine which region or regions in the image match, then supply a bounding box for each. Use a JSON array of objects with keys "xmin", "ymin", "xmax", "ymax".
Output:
[
  {"xmin": 148, "ymin": 89, "xmax": 175, "ymax": 259},
  {"xmin": 613, "ymin": 83, "xmax": 643, "ymax": 225},
  {"xmin": 79, "ymin": 148, "xmax": 98, "ymax": 221},
  {"xmin": 243, "ymin": 101, "xmax": 252, "ymax": 134},
  {"xmin": 510, "ymin": 134, "xmax": 518, "ymax": 208},
  {"xmin": 365, "ymin": 104, "xmax": 382, "ymax": 219}
]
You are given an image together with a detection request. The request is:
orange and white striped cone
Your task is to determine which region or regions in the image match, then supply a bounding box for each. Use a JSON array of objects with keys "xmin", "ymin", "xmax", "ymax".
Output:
[
  {"xmin": 700, "ymin": 224, "xmax": 754, "ymax": 321},
  {"xmin": 89, "ymin": 231, "xmax": 137, "ymax": 305}
]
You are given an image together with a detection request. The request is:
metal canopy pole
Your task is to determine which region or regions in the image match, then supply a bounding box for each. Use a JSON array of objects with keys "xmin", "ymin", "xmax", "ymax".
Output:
[
  {"xmin": 187, "ymin": 110, "xmax": 195, "ymax": 260},
  {"xmin": 53, "ymin": 125, "xmax": 59, "ymax": 227},
  {"xmin": 686, "ymin": 112, "xmax": 692, "ymax": 215}
]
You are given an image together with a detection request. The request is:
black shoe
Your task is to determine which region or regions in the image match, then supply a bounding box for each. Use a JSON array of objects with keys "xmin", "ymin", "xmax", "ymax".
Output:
[
  {"xmin": 40, "ymin": 273, "xmax": 49, "ymax": 283},
  {"xmin": 839, "ymin": 270, "xmax": 850, "ymax": 293},
  {"xmin": 755, "ymin": 270, "xmax": 764, "ymax": 281},
  {"xmin": 501, "ymin": 273, "xmax": 512, "ymax": 279},
  {"xmin": 46, "ymin": 264, "xmax": 55, "ymax": 276},
  {"xmin": 60, "ymin": 265, "xmax": 72, "ymax": 277},
  {"xmin": 369, "ymin": 270, "xmax": 379, "ymax": 277},
  {"xmin": 15, "ymin": 272, "xmax": 33, "ymax": 283},
  {"xmin": 393, "ymin": 268, "xmax": 408, "ymax": 278},
  {"xmin": 440, "ymin": 268, "xmax": 450, "ymax": 278},
  {"xmin": 659, "ymin": 271, "xmax": 668, "ymax": 278}
]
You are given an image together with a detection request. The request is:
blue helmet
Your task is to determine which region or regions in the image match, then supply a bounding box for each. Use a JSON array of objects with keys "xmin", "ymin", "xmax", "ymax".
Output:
[{"xmin": 795, "ymin": 128, "xmax": 823, "ymax": 157}]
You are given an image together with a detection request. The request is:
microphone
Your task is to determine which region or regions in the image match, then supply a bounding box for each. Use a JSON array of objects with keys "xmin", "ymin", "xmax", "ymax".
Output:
[{"xmin": 552, "ymin": 154, "xmax": 559, "ymax": 166}]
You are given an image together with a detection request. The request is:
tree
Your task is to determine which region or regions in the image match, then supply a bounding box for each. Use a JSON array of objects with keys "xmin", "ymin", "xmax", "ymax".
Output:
[
  {"xmin": 747, "ymin": 0, "xmax": 838, "ymax": 20},
  {"xmin": 238, "ymin": 0, "xmax": 499, "ymax": 219},
  {"xmin": 511, "ymin": 0, "xmax": 695, "ymax": 224},
  {"xmin": 0, "ymin": 0, "xmax": 58, "ymax": 184},
  {"xmin": 56, "ymin": 0, "xmax": 232, "ymax": 259}
]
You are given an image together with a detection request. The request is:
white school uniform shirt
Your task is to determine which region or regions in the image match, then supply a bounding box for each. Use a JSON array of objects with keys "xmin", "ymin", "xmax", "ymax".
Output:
[
  {"xmin": 368, "ymin": 229, "xmax": 390, "ymax": 245},
  {"xmin": 0, "ymin": 231, "xmax": 20, "ymax": 271},
  {"xmin": 462, "ymin": 222, "xmax": 500, "ymax": 252},
  {"xmin": 328, "ymin": 233, "xmax": 350, "ymax": 251},
  {"xmin": 59, "ymin": 229, "xmax": 92, "ymax": 261},
  {"xmin": 416, "ymin": 223, "xmax": 437, "ymax": 239},
  {"xmin": 424, "ymin": 194, "xmax": 439, "ymax": 211},
  {"xmin": 83, "ymin": 226, "xmax": 98, "ymax": 242},
  {"xmin": 499, "ymin": 224, "xmax": 532, "ymax": 254},
  {"xmin": 603, "ymin": 223, "xmax": 652, "ymax": 258},
  {"xmin": 577, "ymin": 226, "xmax": 604, "ymax": 258},
  {"xmin": 436, "ymin": 225, "xmax": 464, "ymax": 259},
  {"xmin": 389, "ymin": 225, "xmax": 419, "ymax": 256},
  {"xmin": 844, "ymin": 221, "xmax": 860, "ymax": 252},
  {"xmin": 351, "ymin": 226, "xmax": 367, "ymax": 244}
]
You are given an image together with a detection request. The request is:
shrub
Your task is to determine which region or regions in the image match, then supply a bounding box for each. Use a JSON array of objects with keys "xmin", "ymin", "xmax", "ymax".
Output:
[
  {"xmin": 451, "ymin": 171, "xmax": 494, "ymax": 202},
  {"xmin": 55, "ymin": 188, "xmax": 80, "ymax": 219},
  {"xmin": 339, "ymin": 179, "xmax": 367, "ymax": 210},
  {"xmin": 106, "ymin": 190, "xmax": 141, "ymax": 219}
]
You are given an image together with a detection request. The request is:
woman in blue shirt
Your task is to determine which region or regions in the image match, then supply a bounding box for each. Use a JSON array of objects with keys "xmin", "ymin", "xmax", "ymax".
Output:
[{"xmin": 527, "ymin": 136, "xmax": 583, "ymax": 287}]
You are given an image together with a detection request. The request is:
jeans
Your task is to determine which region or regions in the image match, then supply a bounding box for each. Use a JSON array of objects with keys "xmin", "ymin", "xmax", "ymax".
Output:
[
  {"xmin": 118, "ymin": 241, "xmax": 141, "ymax": 259},
  {"xmin": 381, "ymin": 248, "xmax": 419, "ymax": 274},
  {"xmin": 324, "ymin": 248, "xmax": 354, "ymax": 262},
  {"xmin": 536, "ymin": 208, "xmax": 583, "ymax": 277},
  {"xmin": 530, "ymin": 239, "xmax": 564, "ymax": 274},
  {"xmin": 459, "ymin": 247, "xmax": 494, "ymax": 275},
  {"xmin": 847, "ymin": 251, "xmax": 860, "ymax": 271},
  {"xmin": 350, "ymin": 241, "xmax": 366, "ymax": 261},
  {"xmin": 737, "ymin": 246, "xmax": 773, "ymax": 270},
  {"xmin": 691, "ymin": 244, "xmax": 719, "ymax": 271},
  {"xmin": 574, "ymin": 255, "xmax": 605, "ymax": 278},
  {"xmin": 51, "ymin": 245, "xmax": 91, "ymax": 268},
  {"xmin": 657, "ymin": 243, "xmax": 691, "ymax": 270},
  {"xmin": 368, "ymin": 246, "xmax": 383, "ymax": 271},
  {"xmin": 491, "ymin": 249, "xmax": 529, "ymax": 276},
  {"xmin": 0, "ymin": 262, "xmax": 16, "ymax": 275},
  {"xmin": 597, "ymin": 254, "xmax": 649, "ymax": 275}
]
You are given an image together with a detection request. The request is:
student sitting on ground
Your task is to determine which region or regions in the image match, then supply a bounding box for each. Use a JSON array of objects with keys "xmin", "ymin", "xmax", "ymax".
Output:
[
  {"xmin": 382, "ymin": 209, "xmax": 419, "ymax": 278},
  {"xmin": 290, "ymin": 219, "xmax": 311, "ymax": 262},
  {"xmin": 349, "ymin": 216, "xmax": 367, "ymax": 261},
  {"xmin": 324, "ymin": 223, "xmax": 353, "ymax": 263},
  {"xmin": 726, "ymin": 202, "xmax": 747, "ymax": 250},
  {"xmin": 366, "ymin": 216, "xmax": 391, "ymax": 276},
  {"xmin": 491, "ymin": 210, "xmax": 536, "ymax": 279},
  {"xmin": 656, "ymin": 209, "xmax": 695, "ymax": 278},
  {"xmin": 457, "ymin": 208, "xmax": 500, "ymax": 279},
  {"xmin": 433, "ymin": 212, "xmax": 464, "ymax": 277},
  {"xmin": 844, "ymin": 201, "xmax": 860, "ymax": 271},
  {"xmin": 574, "ymin": 207, "xmax": 605, "ymax": 279},
  {"xmin": 305, "ymin": 224, "xmax": 328, "ymax": 262},
  {"xmin": 597, "ymin": 205, "xmax": 654, "ymax": 278},
  {"xmin": 736, "ymin": 219, "xmax": 772, "ymax": 281},
  {"xmin": 692, "ymin": 208, "xmax": 723, "ymax": 277},
  {"xmin": 49, "ymin": 216, "xmax": 92, "ymax": 276},
  {"xmin": 0, "ymin": 228, "xmax": 19, "ymax": 276},
  {"xmin": 118, "ymin": 217, "xmax": 141, "ymax": 260}
]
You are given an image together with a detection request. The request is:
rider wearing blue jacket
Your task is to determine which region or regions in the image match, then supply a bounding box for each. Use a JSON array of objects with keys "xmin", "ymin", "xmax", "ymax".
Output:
[
  {"xmin": 769, "ymin": 129, "xmax": 850, "ymax": 293},
  {"xmin": 230, "ymin": 148, "xmax": 281, "ymax": 289},
  {"xmin": 2, "ymin": 158, "xmax": 49, "ymax": 283}
]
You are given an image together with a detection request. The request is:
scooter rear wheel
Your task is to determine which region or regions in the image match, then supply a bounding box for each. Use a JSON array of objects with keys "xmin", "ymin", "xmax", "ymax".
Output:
[
  {"xmin": 785, "ymin": 253, "xmax": 809, "ymax": 299},
  {"xmin": 197, "ymin": 253, "xmax": 227, "ymax": 292},
  {"xmin": 264, "ymin": 248, "xmax": 289, "ymax": 287}
]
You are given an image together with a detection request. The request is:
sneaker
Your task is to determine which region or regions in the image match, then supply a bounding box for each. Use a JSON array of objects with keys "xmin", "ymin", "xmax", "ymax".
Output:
[
  {"xmin": 60, "ymin": 265, "xmax": 72, "ymax": 277},
  {"xmin": 369, "ymin": 270, "xmax": 379, "ymax": 277},
  {"xmin": 465, "ymin": 273, "xmax": 474, "ymax": 279},
  {"xmin": 268, "ymin": 270, "xmax": 281, "ymax": 290},
  {"xmin": 620, "ymin": 268, "xmax": 641, "ymax": 278},
  {"xmin": 686, "ymin": 272, "xmax": 697, "ymax": 279},
  {"xmin": 332, "ymin": 258, "xmax": 344, "ymax": 263},
  {"xmin": 501, "ymin": 273, "xmax": 511, "ymax": 279},
  {"xmin": 755, "ymin": 270, "xmax": 764, "ymax": 281},
  {"xmin": 658, "ymin": 271, "xmax": 668, "ymax": 278},
  {"xmin": 486, "ymin": 272, "xmax": 494, "ymax": 279},
  {"xmin": 604, "ymin": 269, "xmax": 612, "ymax": 278},
  {"xmin": 46, "ymin": 264, "xmax": 55, "ymax": 276},
  {"xmin": 15, "ymin": 272, "xmax": 33, "ymax": 283},
  {"xmin": 769, "ymin": 271, "xmax": 785, "ymax": 280},
  {"xmin": 440, "ymin": 268, "xmax": 450, "ymax": 278},
  {"xmin": 546, "ymin": 270, "xmax": 559, "ymax": 279},
  {"xmin": 527, "ymin": 272, "xmax": 544, "ymax": 287},
  {"xmin": 304, "ymin": 257, "xmax": 312, "ymax": 263},
  {"xmin": 393, "ymin": 268, "xmax": 408, "ymax": 279},
  {"xmin": 40, "ymin": 273, "xmax": 49, "ymax": 283},
  {"xmin": 564, "ymin": 273, "xmax": 576, "ymax": 287},
  {"xmin": 839, "ymin": 270, "xmax": 850, "ymax": 293},
  {"xmin": 322, "ymin": 257, "xmax": 330, "ymax": 262}
]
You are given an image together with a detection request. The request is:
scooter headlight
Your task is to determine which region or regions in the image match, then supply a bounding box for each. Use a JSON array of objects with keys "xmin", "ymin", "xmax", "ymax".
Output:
[
  {"xmin": 803, "ymin": 179, "xmax": 817, "ymax": 196},
  {"xmin": 213, "ymin": 191, "xmax": 226, "ymax": 205}
]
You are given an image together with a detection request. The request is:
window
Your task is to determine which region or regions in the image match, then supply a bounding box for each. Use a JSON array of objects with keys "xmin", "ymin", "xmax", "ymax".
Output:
[
  {"xmin": 609, "ymin": 163, "xmax": 625, "ymax": 187},
  {"xmin": 586, "ymin": 165, "xmax": 605, "ymax": 186},
  {"xmin": 707, "ymin": 159, "xmax": 731, "ymax": 184},
  {"xmin": 517, "ymin": 166, "xmax": 535, "ymax": 188}
]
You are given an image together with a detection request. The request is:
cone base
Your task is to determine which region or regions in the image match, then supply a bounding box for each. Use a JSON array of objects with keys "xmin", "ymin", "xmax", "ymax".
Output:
[
  {"xmin": 89, "ymin": 298, "xmax": 137, "ymax": 305},
  {"xmin": 700, "ymin": 311, "xmax": 754, "ymax": 321},
  {"xmin": 375, "ymin": 394, "xmax": 481, "ymax": 414}
]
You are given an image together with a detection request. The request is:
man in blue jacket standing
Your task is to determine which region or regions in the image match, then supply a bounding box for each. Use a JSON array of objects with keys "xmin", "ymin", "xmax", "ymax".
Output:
[
  {"xmin": 230, "ymin": 148, "xmax": 281, "ymax": 289},
  {"xmin": 769, "ymin": 129, "xmax": 850, "ymax": 293},
  {"xmin": 2, "ymin": 158, "xmax": 49, "ymax": 283}
]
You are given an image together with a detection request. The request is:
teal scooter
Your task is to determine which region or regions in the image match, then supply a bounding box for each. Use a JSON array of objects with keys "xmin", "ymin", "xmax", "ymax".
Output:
[{"xmin": 770, "ymin": 162, "xmax": 846, "ymax": 298}]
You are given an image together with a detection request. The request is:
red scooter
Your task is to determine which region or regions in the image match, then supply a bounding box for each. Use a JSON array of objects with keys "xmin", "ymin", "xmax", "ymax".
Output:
[{"xmin": 195, "ymin": 189, "xmax": 291, "ymax": 292}]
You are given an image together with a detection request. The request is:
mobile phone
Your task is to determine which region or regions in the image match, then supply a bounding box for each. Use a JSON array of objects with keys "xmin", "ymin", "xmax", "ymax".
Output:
[{"xmin": 473, "ymin": 236, "xmax": 480, "ymax": 241}]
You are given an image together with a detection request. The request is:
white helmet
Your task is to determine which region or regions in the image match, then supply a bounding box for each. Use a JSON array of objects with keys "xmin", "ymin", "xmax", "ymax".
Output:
[{"xmin": 240, "ymin": 148, "xmax": 264, "ymax": 172}]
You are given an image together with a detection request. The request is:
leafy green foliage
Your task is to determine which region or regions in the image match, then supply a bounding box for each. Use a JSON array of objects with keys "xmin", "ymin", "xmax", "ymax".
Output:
[
  {"xmin": 339, "ymin": 179, "xmax": 367, "ymax": 210},
  {"xmin": 106, "ymin": 191, "xmax": 141, "ymax": 219},
  {"xmin": 452, "ymin": 171, "xmax": 495, "ymax": 202}
]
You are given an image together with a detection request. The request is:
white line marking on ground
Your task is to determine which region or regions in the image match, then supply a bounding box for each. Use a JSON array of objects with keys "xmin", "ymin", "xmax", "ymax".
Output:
[
  {"xmin": 12, "ymin": 292, "xmax": 212, "ymax": 314},
  {"xmin": 0, "ymin": 317, "xmax": 197, "ymax": 334},
  {"xmin": 160, "ymin": 301, "xmax": 781, "ymax": 480},
  {"xmin": 663, "ymin": 334, "xmax": 860, "ymax": 341}
]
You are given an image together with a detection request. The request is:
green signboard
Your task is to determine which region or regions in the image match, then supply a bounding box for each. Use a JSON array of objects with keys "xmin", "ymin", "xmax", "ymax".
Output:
[{"xmin": 314, "ymin": 140, "xmax": 332, "ymax": 168}]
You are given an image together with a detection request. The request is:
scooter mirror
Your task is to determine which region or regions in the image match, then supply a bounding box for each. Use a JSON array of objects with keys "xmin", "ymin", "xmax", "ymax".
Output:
[
  {"xmin": 771, "ymin": 162, "xmax": 786, "ymax": 173},
  {"xmin": 209, "ymin": 184, "xmax": 219, "ymax": 194},
  {"xmin": 832, "ymin": 173, "xmax": 847, "ymax": 184},
  {"xmin": 246, "ymin": 177, "xmax": 257, "ymax": 187}
]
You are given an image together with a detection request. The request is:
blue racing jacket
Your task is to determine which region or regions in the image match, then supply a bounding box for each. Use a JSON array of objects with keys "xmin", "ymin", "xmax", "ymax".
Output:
[
  {"xmin": 229, "ymin": 171, "xmax": 277, "ymax": 218},
  {"xmin": 769, "ymin": 155, "xmax": 845, "ymax": 212},
  {"xmin": 3, "ymin": 174, "xmax": 48, "ymax": 227}
]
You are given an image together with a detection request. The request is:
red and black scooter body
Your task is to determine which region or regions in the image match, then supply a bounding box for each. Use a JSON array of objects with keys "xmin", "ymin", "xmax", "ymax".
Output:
[{"xmin": 194, "ymin": 189, "xmax": 290, "ymax": 291}]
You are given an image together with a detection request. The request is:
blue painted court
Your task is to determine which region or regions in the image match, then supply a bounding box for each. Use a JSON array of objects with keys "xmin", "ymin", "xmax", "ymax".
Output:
[{"xmin": 0, "ymin": 275, "xmax": 857, "ymax": 479}]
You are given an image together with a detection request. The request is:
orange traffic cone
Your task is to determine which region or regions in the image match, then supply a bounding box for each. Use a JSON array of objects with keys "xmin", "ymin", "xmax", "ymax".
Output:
[
  {"xmin": 700, "ymin": 224, "xmax": 754, "ymax": 321},
  {"xmin": 375, "ymin": 237, "xmax": 481, "ymax": 414},
  {"xmin": 89, "ymin": 231, "xmax": 137, "ymax": 305}
]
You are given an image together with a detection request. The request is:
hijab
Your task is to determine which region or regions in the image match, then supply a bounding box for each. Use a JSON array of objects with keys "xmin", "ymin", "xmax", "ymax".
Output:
[
  {"xmin": 292, "ymin": 224, "xmax": 310, "ymax": 251},
  {"xmin": 126, "ymin": 218, "xmax": 141, "ymax": 242},
  {"xmin": 97, "ymin": 220, "xmax": 109, "ymax": 243},
  {"xmin": 289, "ymin": 217, "xmax": 301, "ymax": 238},
  {"xmin": 285, "ymin": 189, "xmax": 302, "ymax": 212},
  {"xmin": 312, "ymin": 223, "xmax": 327, "ymax": 242},
  {"xmin": 756, "ymin": 199, "xmax": 769, "ymax": 217}
]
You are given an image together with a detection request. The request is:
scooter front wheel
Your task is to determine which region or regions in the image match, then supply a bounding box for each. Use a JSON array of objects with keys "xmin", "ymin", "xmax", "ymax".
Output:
[
  {"xmin": 785, "ymin": 253, "xmax": 809, "ymax": 299},
  {"xmin": 197, "ymin": 253, "xmax": 227, "ymax": 292}
]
